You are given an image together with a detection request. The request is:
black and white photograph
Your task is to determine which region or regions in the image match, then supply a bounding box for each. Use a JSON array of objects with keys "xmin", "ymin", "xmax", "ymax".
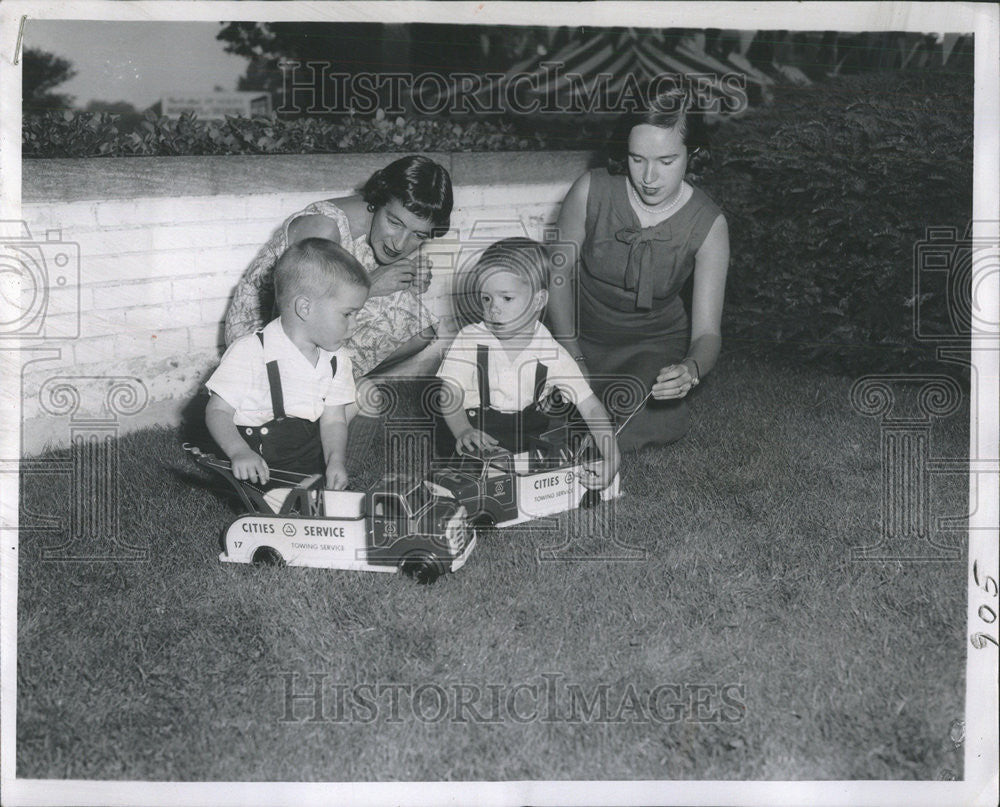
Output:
[{"xmin": 1, "ymin": 2, "xmax": 997, "ymax": 805}]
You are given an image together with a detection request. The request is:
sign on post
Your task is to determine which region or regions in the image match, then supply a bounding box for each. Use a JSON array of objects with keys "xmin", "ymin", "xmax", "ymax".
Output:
[{"xmin": 160, "ymin": 91, "xmax": 271, "ymax": 119}]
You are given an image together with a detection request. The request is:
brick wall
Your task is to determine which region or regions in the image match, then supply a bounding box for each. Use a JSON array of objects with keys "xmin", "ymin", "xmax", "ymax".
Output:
[{"xmin": 17, "ymin": 152, "xmax": 593, "ymax": 454}]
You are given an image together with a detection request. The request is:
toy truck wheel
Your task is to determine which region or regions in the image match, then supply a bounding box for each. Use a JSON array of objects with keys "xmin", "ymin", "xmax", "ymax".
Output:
[
  {"xmin": 399, "ymin": 550, "xmax": 445, "ymax": 585},
  {"xmin": 252, "ymin": 546, "xmax": 285, "ymax": 566},
  {"xmin": 580, "ymin": 489, "xmax": 600, "ymax": 509},
  {"xmin": 471, "ymin": 510, "xmax": 496, "ymax": 528}
]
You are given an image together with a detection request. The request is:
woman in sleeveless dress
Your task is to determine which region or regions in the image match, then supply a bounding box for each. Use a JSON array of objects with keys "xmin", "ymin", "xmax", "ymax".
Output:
[
  {"xmin": 548, "ymin": 87, "xmax": 730, "ymax": 452},
  {"xmin": 224, "ymin": 155, "xmax": 453, "ymax": 378}
]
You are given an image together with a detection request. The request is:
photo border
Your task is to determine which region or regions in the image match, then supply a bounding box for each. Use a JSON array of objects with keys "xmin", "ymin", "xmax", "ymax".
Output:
[{"xmin": 1, "ymin": 2, "xmax": 997, "ymax": 805}]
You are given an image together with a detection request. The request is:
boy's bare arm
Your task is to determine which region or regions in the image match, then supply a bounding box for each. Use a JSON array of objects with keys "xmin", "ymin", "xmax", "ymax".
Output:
[
  {"xmin": 205, "ymin": 393, "xmax": 270, "ymax": 484},
  {"xmin": 319, "ymin": 404, "xmax": 350, "ymax": 489},
  {"xmin": 575, "ymin": 394, "xmax": 621, "ymax": 490}
]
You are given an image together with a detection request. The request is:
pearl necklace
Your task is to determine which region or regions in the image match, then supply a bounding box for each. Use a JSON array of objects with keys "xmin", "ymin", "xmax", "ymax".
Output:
[{"xmin": 628, "ymin": 180, "xmax": 684, "ymax": 216}]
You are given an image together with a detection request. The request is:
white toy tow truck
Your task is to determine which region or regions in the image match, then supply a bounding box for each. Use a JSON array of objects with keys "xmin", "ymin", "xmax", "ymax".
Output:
[{"xmin": 186, "ymin": 446, "xmax": 475, "ymax": 583}]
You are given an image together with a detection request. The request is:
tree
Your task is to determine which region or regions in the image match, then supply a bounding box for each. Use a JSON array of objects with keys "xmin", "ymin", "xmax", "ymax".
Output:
[
  {"xmin": 85, "ymin": 100, "xmax": 138, "ymax": 115},
  {"xmin": 216, "ymin": 21, "xmax": 485, "ymax": 115},
  {"xmin": 23, "ymin": 47, "xmax": 76, "ymax": 112},
  {"xmin": 218, "ymin": 21, "xmax": 389, "ymax": 109}
]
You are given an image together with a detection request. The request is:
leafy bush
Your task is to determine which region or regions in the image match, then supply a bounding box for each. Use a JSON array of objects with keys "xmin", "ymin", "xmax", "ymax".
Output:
[
  {"xmin": 698, "ymin": 71, "xmax": 973, "ymax": 374},
  {"xmin": 22, "ymin": 107, "xmax": 550, "ymax": 157},
  {"xmin": 24, "ymin": 72, "xmax": 972, "ymax": 374}
]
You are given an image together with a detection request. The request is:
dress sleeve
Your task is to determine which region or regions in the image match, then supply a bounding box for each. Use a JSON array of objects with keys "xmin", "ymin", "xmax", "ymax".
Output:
[
  {"xmin": 224, "ymin": 264, "xmax": 271, "ymax": 347},
  {"xmin": 224, "ymin": 202, "xmax": 350, "ymax": 347}
]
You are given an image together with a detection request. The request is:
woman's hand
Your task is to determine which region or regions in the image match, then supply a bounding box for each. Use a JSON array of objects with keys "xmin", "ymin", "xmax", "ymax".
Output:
[
  {"xmin": 407, "ymin": 255, "xmax": 433, "ymax": 296},
  {"xmin": 368, "ymin": 255, "xmax": 432, "ymax": 297},
  {"xmin": 368, "ymin": 261, "xmax": 416, "ymax": 297},
  {"xmin": 651, "ymin": 362, "xmax": 698, "ymax": 400}
]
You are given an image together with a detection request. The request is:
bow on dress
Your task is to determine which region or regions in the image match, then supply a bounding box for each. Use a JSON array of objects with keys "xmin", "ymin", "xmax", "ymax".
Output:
[{"xmin": 615, "ymin": 224, "xmax": 673, "ymax": 310}]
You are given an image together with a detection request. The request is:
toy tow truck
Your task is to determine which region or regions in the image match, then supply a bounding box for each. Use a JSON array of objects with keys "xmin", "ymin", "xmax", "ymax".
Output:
[
  {"xmin": 186, "ymin": 446, "xmax": 475, "ymax": 583},
  {"xmin": 431, "ymin": 431, "xmax": 621, "ymax": 528}
]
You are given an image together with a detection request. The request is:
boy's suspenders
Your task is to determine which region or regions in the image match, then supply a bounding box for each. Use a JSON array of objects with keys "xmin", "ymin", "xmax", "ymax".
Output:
[
  {"xmin": 533, "ymin": 361, "xmax": 548, "ymax": 406},
  {"xmin": 476, "ymin": 345, "xmax": 490, "ymax": 411},
  {"xmin": 257, "ymin": 331, "xmax": 338, "ymax": 422},
  {"xmin": 475, "ymin": 343, "xmax": 549, "ymax": 414}
]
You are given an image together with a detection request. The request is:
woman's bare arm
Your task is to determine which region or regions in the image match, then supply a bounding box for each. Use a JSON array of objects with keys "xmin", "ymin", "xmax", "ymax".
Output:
[
  {"xmin": 651, "ymin": 213, "xmax": 730, "ymax": 399},
  {"xmin": 686, "ymin": 213, "xmax": 730, "ymax": 377},
  {"xmin": 547, "ymin": 172, "xmax": 591, "ymax": 359}
]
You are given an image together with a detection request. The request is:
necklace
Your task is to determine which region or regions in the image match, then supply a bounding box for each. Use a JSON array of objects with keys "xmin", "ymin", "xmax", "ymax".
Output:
[{"xmin": 628, "ymin": 180, "xmax": 684, "ymax": 216}]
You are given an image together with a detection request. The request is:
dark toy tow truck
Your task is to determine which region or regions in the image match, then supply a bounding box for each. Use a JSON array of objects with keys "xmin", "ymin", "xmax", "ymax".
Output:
[
  {"xmin": 431, "ymin": 430, "xmax": 622, "ymax": 528},
  {"xmin": 186, "ymin": 446, "xmax": 475, "ymax": 583}
]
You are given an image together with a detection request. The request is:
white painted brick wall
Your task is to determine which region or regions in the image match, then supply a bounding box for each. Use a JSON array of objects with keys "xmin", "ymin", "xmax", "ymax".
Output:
[{"xmin": 18, "ymin": 156, "xmax": 587, "ymax": 454}]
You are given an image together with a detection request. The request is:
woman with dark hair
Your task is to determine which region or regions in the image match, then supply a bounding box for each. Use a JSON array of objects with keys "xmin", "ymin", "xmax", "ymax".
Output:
[
  {"xmin": 547, "ymin": 86, "xmax": 730, "ymax": 451},
  {"xmin": 225, "ymin": 155, "xmax": 454, "ymax": 377}
]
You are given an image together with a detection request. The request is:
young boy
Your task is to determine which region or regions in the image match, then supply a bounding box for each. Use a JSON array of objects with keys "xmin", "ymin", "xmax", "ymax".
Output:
[
  {"xmin": 205, "ymin": 238, "xmax": 370, "ymax": 490},
  {"xmin": 436, "ymin": 237, "xmax": 620, "ymax": 490}
]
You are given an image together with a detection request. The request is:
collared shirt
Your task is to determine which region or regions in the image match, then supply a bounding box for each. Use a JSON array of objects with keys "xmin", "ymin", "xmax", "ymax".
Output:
[
  {"xmin": 206, "ymin": 317, "xmax": 355, "ymax": 426},
  {"xmin": 437, "ymin": 320, "xmax": 594, "ymax": 413}
]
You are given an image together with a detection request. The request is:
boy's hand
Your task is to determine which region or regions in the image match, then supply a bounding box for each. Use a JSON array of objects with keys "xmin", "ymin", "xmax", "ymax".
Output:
[
  {"xmin": 578, "ymin": 458, "xmax": 617, "ymax": 491},
  {"xmin": 456, "ymin": 428, "xmax": 499, "ymax": 454},
  {"xmin": 325, "ymin": 461, "xmax": 349, "ymax": 491},
  {"xmin": 231, "ymin": 449, "xmax": 269, "ymax": 485}
]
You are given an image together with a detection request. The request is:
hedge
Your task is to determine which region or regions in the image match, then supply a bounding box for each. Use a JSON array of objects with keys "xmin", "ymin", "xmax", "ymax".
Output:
[
  {"xmin": 697, "ymin": 70, "xmax": 973, "ymax": 374},
  {"xmin": 23, "ymin": 71, "xmax": 972, "ymax": 374},
  {"xmin": 22, "ymin": 108, "xmax": 558, "ymax": 158}
]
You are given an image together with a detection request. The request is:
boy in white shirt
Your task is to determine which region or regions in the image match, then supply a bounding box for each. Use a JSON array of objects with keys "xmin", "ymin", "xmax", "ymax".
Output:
[
  {"xmin": 205, "ymin": 238, "xmax": 369, "ymax": 489},
  {"xmin": 436, "ymin": 237, "xmax": 620, "ymax": 490}
]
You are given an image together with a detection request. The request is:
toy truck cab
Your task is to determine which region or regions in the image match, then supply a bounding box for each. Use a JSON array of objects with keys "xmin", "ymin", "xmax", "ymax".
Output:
[
  {"xmin": 363, "ymin": 475, "xmax": 474, "ymax": 579},
  {"xmin": 186, "ymin": 447, "xmax": 474, "ymax": 583},
  {"xmin": 431, "ymin": 436, "xmax": 621, "ymax": 528}
]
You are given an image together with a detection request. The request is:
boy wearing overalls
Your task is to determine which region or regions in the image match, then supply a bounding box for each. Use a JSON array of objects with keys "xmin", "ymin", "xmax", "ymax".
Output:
[
  {"xmin": 436, "ymin": 238, "xmax": 621, "ymax": 490},
  {"xmin": 205, "ymin": 238, "xmax": 370, "ymax": 490}
]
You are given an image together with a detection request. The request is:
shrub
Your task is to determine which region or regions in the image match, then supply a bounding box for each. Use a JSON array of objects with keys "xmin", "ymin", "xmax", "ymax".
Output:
[
  {"xmin": 698, "ymin": 70, "xmax": 973, "ymax": 374},
  {"xmin": 22, "ymin": 108, "xmax": 548, "ymax": 158},
  {"xmin": 23, "ymin": 72, "xmax": 972, "ymax": 375}
]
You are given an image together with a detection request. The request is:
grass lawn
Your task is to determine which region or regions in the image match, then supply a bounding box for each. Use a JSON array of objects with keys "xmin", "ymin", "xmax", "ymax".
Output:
[{"xmin": 16, "ymin": 350, "xmax": 969, "ymax": 781}]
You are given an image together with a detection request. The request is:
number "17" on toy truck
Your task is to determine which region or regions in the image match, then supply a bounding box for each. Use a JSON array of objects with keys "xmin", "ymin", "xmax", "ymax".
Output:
[{"xmin": 185, "ymin": 445, "xmax": 475, "ymax": 584}]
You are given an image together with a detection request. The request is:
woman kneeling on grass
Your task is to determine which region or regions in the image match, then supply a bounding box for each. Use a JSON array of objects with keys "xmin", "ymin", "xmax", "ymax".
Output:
[
  {"xmin": 547, "ymin": 86, "xmax": 730, "ymax": 452},
  {"xmin": 224, "ymin": 155, "xmax": 454, "ymax": 379}
]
